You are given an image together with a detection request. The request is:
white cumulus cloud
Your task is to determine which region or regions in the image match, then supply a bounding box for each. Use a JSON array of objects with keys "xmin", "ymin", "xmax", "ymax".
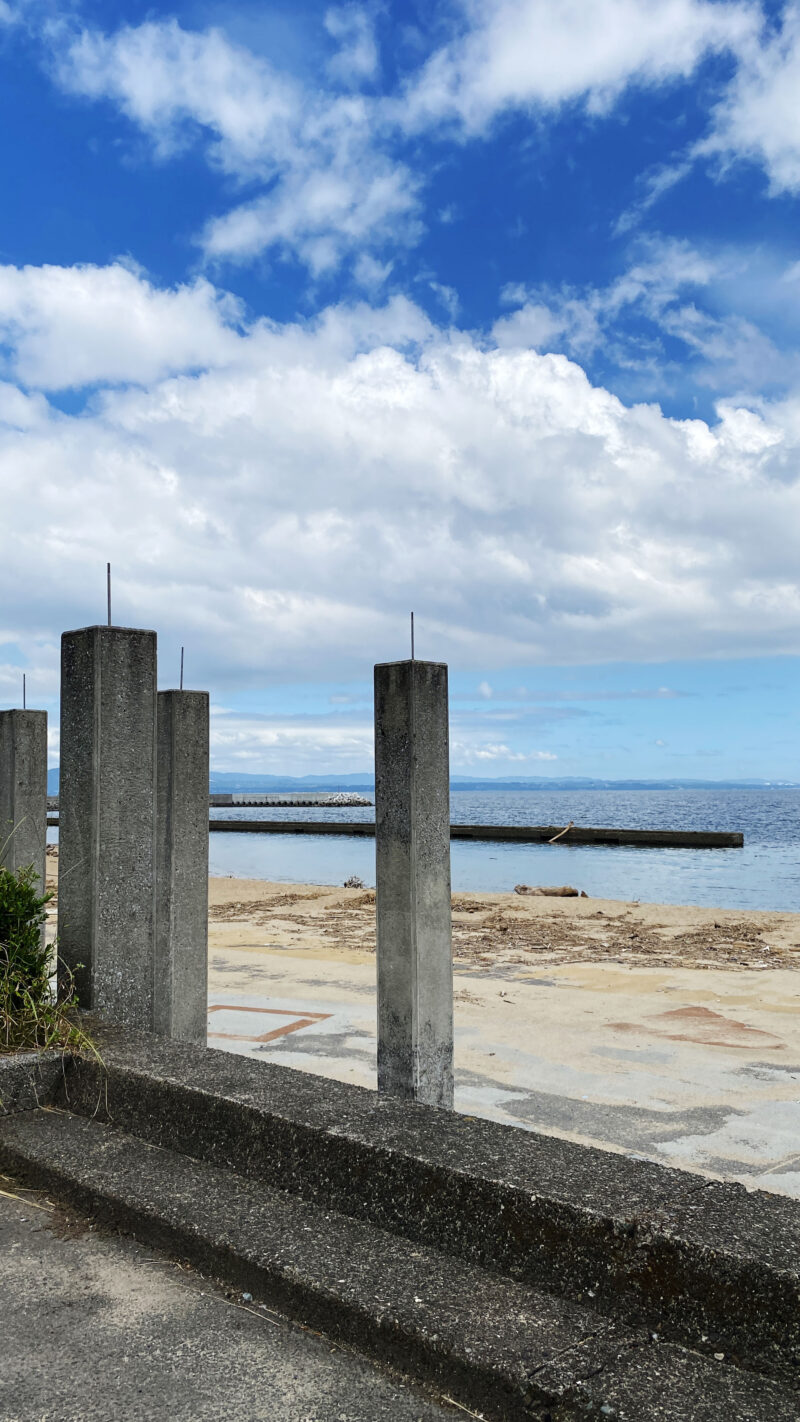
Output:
[
  {"xmin": 493, "ymin": 236, "xmax": 800, "ymax": 399},
  {"xmin": 400, "ymin": 0, "xmax": 757, "ymax": 131},
  {"xmin": 44, "ymin": 2, "xmax": 768, "ymax": 280},
  {"xmin": 702, "ymin": 3, "xmax": 800, "ymax": 194},
  {"xmin": 0, "ymin": 262, "xmax": 243, "ymax": 389},
  {"xmin": 324, "ymin": 5, "xmax": 380, "ymax": 86},
  {"xmin": 55, "ymin": 18, "xmax": 420, "ymax": 275},
  {"xmin": 3, "ymin": 261, "xmax": 800, "ymax": 712}
]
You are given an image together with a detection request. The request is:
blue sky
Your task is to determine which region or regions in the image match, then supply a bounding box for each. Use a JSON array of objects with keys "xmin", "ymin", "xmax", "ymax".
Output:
[{"xmin": 2, "ymin": 0, "xmax": 800, "ymax": 777}]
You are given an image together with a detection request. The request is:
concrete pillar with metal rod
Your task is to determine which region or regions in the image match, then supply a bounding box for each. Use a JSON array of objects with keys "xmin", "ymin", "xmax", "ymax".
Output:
[
  {"xmin": 374, "ymin": 658, "xmax": 453, "ymax": 1108},
  {"xmin": 0, "ymin": 709, "xmax": 48, "ymax": 896},
  {"xmin": 155, "ymin": 689, "xmax": 209, "ymax": 1044},
  {"xmin": 58, "ymin": 626, "xmax": 157, "ymax": 1029}
]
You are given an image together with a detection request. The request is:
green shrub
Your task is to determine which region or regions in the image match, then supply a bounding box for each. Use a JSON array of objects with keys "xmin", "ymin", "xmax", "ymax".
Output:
[
  {"xmin": 0, "ymin": 863, "xmax": 50, "ymax": 1003},
  {"xmin": 0, "ymin": 862, "xmax": 94, "ymax": 1056}
]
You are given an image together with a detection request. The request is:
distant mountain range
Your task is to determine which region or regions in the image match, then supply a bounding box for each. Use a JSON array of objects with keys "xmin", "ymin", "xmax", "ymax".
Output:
[{"xmin": 46, "ymin": 770, "xmax": 800, "ymax": 793}]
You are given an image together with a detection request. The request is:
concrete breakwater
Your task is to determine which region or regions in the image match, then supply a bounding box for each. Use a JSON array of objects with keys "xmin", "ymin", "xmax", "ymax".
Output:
[
  {"xmin": 45, "ymin": 814, "xmax": 743, "ymax": 847},
  {"xmin": 201, "ymin": 820, "xmax": 743, "ymax": 849}
]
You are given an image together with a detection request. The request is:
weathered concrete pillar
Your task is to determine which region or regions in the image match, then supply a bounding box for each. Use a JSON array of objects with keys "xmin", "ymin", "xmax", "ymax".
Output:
[
  {"xmin": 374, "ymin": 659, "xmax": 453, "ymax": 1109},
  {"xmin": 58, "ymin": 627, "xmax": 157, "ymax": 1028},
  {"xmin": 155, "ymin": 690, "xmax": 209, "ymax": 1044},
  {"xmin": 0, "ymin": 710, "xmax": 48, "ymax": 893}
]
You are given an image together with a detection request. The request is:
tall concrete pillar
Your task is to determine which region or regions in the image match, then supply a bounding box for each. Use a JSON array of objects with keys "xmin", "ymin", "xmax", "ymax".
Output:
[
  {"xmin": 374, "ymin": 659, "xmax": 453, "ymax": 1109},
  {"xmin": 155, "ymin": 690, "xmax": 209, "ymax": 1044},
  {"xmin": 0, "ymin": 710, "xmax": 48, "ymax": 893},
  {"xmin": 58, "ymin": 627, "xmax": 157, "ymax": 1028}
]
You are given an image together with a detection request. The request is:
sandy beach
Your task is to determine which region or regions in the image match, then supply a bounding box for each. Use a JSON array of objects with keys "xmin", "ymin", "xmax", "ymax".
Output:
[
  {"xmin": 208, "ymin": 875, "xmax": 800, "ymax": 970},
  {"xmin": 202, "ymin": 873, "xmax": 800, "ymax": 1196},
  {"xmin": 44, "ymin": 854, "xmax": 800, "ymax": 1196}
]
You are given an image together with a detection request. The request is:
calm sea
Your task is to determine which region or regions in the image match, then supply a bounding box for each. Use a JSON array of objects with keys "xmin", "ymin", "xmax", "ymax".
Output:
[{"xmin": 204, "ymin": 789, "xmax": 800, "ymax": 912}]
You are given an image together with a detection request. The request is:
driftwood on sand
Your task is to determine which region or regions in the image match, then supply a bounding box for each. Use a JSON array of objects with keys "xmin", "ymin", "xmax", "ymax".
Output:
[{"xmin": 514, "ymin": 884, "xmax": 589, "ymax": 898}]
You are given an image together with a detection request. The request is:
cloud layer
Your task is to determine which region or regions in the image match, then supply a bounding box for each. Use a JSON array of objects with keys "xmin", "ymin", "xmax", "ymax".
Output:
[
  {"xmin": 2, "ymin": 261, "xmax": 800, "ymax": 711},
  {"xmin": 4, "ymin": 4, "xmax": 800, "ymax": 778},
  {"xmin": 0, "ymin": 263, "xmax": 243, "ymax": 388},
  {"xmin": 493, "ymin": 236, "xmax": 800, "ymax": 401}
]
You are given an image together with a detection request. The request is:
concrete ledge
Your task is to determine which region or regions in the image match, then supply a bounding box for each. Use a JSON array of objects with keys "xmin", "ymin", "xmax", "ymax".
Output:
[
  {"xmin": 0, "ymin": 1110, "xmax": 627, "ymax": 1422},
  {"xmin": 0, "ymin": 1052, "xmax": 62, "ymax": 1115},
  {"xmin": 1, "ymin": 1108, "xmax": 795, "ymax": 1422},
  {"xmin": 0, "ymin": 1187, "xmax": 461, "ymax": 1422},
  {"xmin": 57, "ymin": 1022, "xmax": 800, "ymax": 1383},
  {"xmin": 554, "ymin": 1341, "xmax": 798, "ymax": 1421}
]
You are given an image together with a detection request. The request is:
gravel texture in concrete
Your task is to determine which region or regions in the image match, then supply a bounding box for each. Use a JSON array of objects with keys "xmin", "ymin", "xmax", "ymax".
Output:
[
  {"xmin": 555, "ymin": 1342, "xmax": 800, "ymax": 1421},
  {"xmin": 2, "ymin": 1106, "xmax": 799, "ymax": 1421},
  {"xmin": 0, "ymin": 1052, "xmax": 62, "ymax": 1115},
  {"xmin": 55, "ymin": 1022, "xmax": 800, "ymax": 1380},
  {"xmin": 0, "ymin": 1108, "xmax": 633, "ymax": 1419}
]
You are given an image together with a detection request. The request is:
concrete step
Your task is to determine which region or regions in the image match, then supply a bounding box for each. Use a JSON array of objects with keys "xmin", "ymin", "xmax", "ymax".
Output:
[
  {"xmin": 57, "ymin": 1023, "xmax": 800, "ymax": 1385},
  {"xmin": 0, "ymin": 1107, "xmax": 795, "ymax": 1422}
]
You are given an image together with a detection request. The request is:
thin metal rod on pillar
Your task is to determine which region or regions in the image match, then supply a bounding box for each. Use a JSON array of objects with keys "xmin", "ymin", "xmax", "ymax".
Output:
[
  {"xmin": 180, "ymin": 647, "xmax": 184, "ymax": 692},
  {"xmin": 107, "ymin": 563, "xmax": 112, "ymax": 627},
  {"xmin": 22, "ymin": 674, "xmax": 26, "ymax": 710},
  {"xmin": 410, "ymin": 611, "xmax": 415, "ymax": 661}
]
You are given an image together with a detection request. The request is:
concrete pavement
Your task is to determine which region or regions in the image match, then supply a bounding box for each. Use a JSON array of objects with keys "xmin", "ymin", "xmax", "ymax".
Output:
[
  {"xmin": 0, "ymin": 1177, "xmax": 462, "ymax": 1422},
  {"xmin": 208, "ymin": 935, "xmax": 800, "ymax": 1200}
]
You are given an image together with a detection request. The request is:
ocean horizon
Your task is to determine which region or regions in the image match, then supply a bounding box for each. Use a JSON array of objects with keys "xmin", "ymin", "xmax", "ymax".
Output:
[
  {"xmin": 47, "ymin": 785, "xmax": 800, "ymax": 911},
  {"xmin": 198, "ymin": 787, "xmax": 800, "ymax": 912}
]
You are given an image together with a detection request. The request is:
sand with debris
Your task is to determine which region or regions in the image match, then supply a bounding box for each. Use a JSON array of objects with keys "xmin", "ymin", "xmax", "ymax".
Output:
[
  {"xmin": 44, "ymin": 848, "xmax": 800, "ymax": 970},
  {"xmin": 208, "ymin": 875, "xmax": 800, "ymax": 971}
]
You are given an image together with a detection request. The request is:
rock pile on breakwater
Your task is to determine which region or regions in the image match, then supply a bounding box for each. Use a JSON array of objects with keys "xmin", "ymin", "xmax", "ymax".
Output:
[{"xmin": 209, "ymin": 792, "xmax": 373, "ymax": 808}]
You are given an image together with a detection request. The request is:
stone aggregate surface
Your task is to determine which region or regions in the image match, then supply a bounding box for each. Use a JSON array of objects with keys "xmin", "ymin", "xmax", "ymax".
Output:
[
  {"xmin": 0, "ymin": 1052, "xmax": 61, "ymax": 1115},
  {"xmin": 2, "ymin": 1105, "xmax": 799, "ymax": 1421},
  {"xmin": 35, "ymin": 1027, "xmax": 800, "ymax": 1381},
  {"xmin": 0, "ymin": 1109, "xmax": 635, "ymax": 1414}
]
